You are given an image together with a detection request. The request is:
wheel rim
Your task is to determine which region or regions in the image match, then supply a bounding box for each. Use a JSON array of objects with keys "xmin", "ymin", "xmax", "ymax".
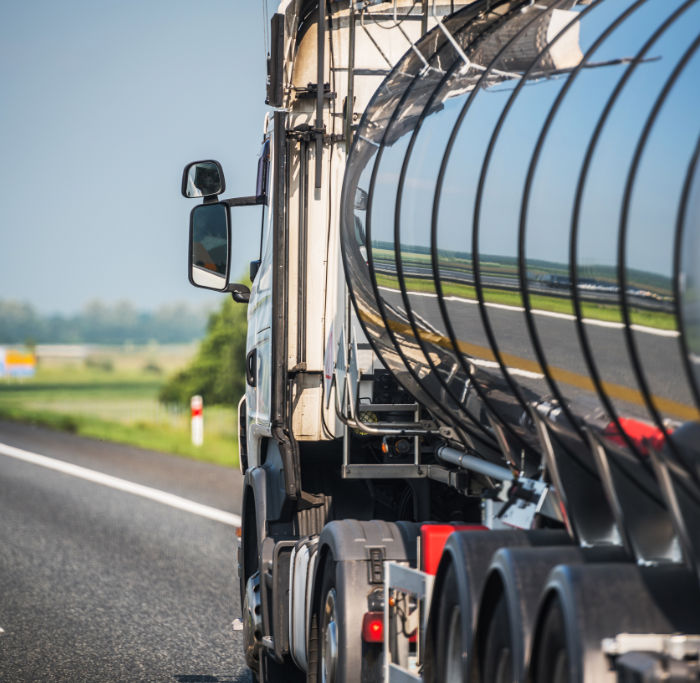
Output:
[
  {"xmin": 243, "ymin": 571, "xmax": 263, "ymax": 668},
  {"xmin": 444, "ymin": 605, "xmax": 464, "ymax": 683},
  {"xmin": 321, "ymin": 587, "xmax": 339, "ymax": 683}
]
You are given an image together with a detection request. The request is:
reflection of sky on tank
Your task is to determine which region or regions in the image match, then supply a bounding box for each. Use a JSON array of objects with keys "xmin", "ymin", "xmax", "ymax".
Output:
[{"xmin": 352, "ymin": 0, "xmax": 700, "ymax": 281}]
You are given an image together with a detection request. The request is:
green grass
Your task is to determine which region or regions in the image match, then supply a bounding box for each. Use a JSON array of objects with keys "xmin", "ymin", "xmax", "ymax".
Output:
[{"xmin": 0, "ymin": 347, "xmax": 239, "ymax": 468}]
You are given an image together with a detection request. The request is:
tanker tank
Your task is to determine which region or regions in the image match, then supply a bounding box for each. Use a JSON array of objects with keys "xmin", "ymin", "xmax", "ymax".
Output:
[{"xmin": 340, "ymin": 0, "xmax": 700, "ymax": 484}]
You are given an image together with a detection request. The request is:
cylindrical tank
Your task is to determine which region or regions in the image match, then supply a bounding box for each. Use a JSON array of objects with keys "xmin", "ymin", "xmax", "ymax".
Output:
[{"xmin": 341, "ymin": 0, "xmax": 700, "ymax": 472}]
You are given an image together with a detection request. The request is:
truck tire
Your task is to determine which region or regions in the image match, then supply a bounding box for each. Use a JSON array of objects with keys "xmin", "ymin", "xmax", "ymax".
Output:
[
  {"xmin": 311, "ymin": 558, "xmax": 383, "ymax": 683},
  {"xmin": 309, "ymin": 520, "xmax": 419, "ymax": 683},
  {"xmin": 433, "ymin": 561, "xmax": 469, "ymax": 683},
  {"xmin": 425, "ymin": 529, "xmax": 567, "ymax": 682},
  {"xmin": 529, "ymin": 597, "xmax": 568, "ymax": 683},
  {"xmin": 481, "ymin": 593, "xmax": 513, "ymax": 683},
  {"xmin": 316, "ymin": 559, "xmax": 341, "ymax": 683},
  {"xmin": 528, "ymin": 563, "xmax": 700, "ymax": 683},
  {"xmin": 473, "ymin": 545, "xmax": 583, "ymax": 683}
]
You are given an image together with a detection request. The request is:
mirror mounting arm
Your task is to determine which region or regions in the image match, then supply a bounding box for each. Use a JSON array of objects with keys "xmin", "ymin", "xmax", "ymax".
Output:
[
  {"xmin": 227, "ymin": 282, "xmax": 250, "ymax": 304},
  {"xmin": 223, "ymin": 194, "xmax": 267, "ymax": 207}
]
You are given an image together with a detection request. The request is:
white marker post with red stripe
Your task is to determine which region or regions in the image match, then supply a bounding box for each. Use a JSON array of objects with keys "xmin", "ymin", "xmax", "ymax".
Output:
[{"xmin": 191, "ymin": 395, "xmax": 203, "ymax": 446}]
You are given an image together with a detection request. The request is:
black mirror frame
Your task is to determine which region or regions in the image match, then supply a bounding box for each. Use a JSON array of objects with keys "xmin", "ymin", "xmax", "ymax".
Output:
[
  {"xmin": 181, "ymin": 159, "xmax": 226, "ymax": 199},
  {"xmin": 188, "ymin": 201, "xmax": 231, "ymax": 291}
]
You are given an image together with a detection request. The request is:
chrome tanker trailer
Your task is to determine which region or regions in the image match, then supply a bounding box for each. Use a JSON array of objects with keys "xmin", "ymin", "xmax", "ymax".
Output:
[{"xmin": 181, "ymin": 0, "xmax": 700, "ymax": 680}]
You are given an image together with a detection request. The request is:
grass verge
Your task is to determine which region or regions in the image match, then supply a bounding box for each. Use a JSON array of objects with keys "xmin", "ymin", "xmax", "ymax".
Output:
[{"xmin": 0, "ymin": 349, "xmax": 239, "ymax": 468}]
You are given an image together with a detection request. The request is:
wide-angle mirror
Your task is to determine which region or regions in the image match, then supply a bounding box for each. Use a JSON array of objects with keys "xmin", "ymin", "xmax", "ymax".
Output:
[
  {"xmin": 189, "ymin": 202, "xmax": 230, "ymax": 290},
  {"xmin": 182, "ymin": 160, "xmax": 226, "ymax": 198}
]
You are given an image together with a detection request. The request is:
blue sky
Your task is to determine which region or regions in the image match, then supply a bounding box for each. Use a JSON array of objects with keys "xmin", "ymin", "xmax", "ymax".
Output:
[{"xmin": 0, "ymin": 1, "xmax": 270, "ymax": 313}]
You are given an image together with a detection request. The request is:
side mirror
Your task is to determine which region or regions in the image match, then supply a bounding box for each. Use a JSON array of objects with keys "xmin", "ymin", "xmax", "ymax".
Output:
[
  {"xmin": 182, "ymin": 160, "xmax": 226, "ymax": 198},
  {"xmin": 189, "ymin": 203, "xmax": 231, "ymax": 290}
]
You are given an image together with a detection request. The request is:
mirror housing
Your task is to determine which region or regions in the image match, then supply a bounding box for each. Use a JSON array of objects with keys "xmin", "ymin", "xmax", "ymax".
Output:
[
  {"xmin": 182, "ymin": 160, "xmax": 226, "ymax": 199},
  {"xmin": 189, "ymin": 202, "xmax": 231, "ymax": 291}
]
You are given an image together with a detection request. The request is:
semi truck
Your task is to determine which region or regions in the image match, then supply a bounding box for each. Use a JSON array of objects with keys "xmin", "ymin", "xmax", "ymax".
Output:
[{"xmin": 181, "ymin": 1, "xmax": 700, "ymax": 680}]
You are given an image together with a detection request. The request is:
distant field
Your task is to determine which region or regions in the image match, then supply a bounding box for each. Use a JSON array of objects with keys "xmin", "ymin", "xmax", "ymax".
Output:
[{"xmin": 0, "ymin": 344, "xmax": 239, "ymax": 468}]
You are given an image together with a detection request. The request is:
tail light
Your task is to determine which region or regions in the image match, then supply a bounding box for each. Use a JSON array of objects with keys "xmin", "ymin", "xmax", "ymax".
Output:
[{"xmin": 362, "ymin": 612, "xmax": 384, "ymax": 643}]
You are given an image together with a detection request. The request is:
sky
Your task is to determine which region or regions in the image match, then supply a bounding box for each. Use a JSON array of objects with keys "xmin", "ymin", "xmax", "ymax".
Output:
[{"xmin": 0, "ymin": 1, "xmax": 272, "ymax": 314}]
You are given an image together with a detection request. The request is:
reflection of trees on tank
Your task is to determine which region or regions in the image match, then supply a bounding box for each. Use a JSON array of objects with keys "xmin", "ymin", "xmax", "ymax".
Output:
[{"xmin": 372, "ymin": 238, "xmax": 675, "ymax": 317}]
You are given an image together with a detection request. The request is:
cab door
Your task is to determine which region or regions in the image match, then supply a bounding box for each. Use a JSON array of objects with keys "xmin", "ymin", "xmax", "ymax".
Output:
[{"xmin": 245, "ymin": 135, "xmax": 273, "ymax": 465}]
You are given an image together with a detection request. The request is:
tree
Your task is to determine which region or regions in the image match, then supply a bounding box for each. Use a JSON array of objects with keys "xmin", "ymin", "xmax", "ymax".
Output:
[{"xmin": 159, "ymin": 296, "xmax": 248, "ymax": 406}]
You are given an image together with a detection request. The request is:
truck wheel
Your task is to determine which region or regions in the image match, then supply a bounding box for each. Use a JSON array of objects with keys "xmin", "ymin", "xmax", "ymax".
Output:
[
  {"xmin": 434, "ymin": 562, "xmax": 468, "ymax": 683},
  {"xmin": 243, "ymin": 570, "xmax": 263, "ymax": 673},
  {"xmin": 317, "ymin": 560, "xmax": 340, "ymax": 683},
  {"xmin": 473, "ymin": 545, "xmax": 583, "ymax": 683},
  {"xmin": 481, "ymin": 593, "xmax": 513, "ymax": 683},
  {"xmin": 527, "ymin": 563, "xmax": 700, "ymax": 683},
  {"xmin": 530, "ymin": 597, "xmax": 568, "ymax": 683},
  {"xmin": 311, "ymin": 556, "xmax": 378, "ymax": 683}
]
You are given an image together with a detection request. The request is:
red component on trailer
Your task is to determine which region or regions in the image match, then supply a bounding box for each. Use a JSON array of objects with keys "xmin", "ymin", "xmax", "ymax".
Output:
[{"xmin": 420, "ymin": 524, "xmax": 487, "ymax": 575}]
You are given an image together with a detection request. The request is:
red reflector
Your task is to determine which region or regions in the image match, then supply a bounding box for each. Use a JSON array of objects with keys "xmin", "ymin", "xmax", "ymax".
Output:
[
  {"xmin": 603, "ymin": 417, "xmax": 667, "ymax": 456},
  {"xmin": 420, "ymin": 524, "xmax": 487, "ymax": 575},
  {"xmin": 362, "ymin": 612, "xmax": 384, "ymax": 643}
]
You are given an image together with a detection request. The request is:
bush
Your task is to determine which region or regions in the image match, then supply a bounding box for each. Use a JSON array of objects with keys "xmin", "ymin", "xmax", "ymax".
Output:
[
  {"xmin": 159, "ymin": 296, "xmax": 247, "ymax": 407},
  {"xmin": 85, "ymin": 356, "xmax": 114, "ymax": 372}
]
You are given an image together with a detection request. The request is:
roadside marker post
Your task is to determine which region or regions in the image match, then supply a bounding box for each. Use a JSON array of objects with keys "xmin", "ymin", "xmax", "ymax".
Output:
[{"xmin": 191, "ymin": 395, "xmax": 203, "ymax": 446}]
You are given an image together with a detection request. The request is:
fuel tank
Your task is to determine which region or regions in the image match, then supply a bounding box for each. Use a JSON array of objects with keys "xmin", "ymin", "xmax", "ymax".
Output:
[{"xmin": 340, "ymin": 0, "xmax": 700, "ymax": 473}]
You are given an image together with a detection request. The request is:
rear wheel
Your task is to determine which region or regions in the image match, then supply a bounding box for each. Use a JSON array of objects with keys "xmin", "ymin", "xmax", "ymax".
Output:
[
  {"xmin": 312, "ymin": 559, "xmax": 341, "ymax": 683},
  {"xmin": 481, "ymin": 593, "xmax": 513, "ymax": 683},
  {"xmin": 311, "ymin": 557, "xmax": 379, "ymax": 683},
  {"xmin": 435, "ymin": 562, "xmax": 468, "ymax": 683},
  {"xmin": 321, "ymin": 582, "xmax": 339, "ymax": 683},
  {"xmin": 444, "ymin": 602, "xmax": 464, "ymax": 683},
  {"xmin": 243, "ymin": 571, "xmax": 263, "ymax": 673},
  {"xmin": 530, "ymin": 597, "xmax": 569, "ymax": 683}
]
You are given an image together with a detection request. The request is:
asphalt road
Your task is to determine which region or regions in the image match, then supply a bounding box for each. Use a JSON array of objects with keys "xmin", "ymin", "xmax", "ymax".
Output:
[{"xmin": 0, "ymin": 420, "xmax": 252, "ymax": 683}]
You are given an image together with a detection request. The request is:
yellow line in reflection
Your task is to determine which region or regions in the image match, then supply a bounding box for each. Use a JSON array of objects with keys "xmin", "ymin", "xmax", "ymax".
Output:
[{"xmin": 358, "ymin": 308, "xmax": 699, "ymax": 422}]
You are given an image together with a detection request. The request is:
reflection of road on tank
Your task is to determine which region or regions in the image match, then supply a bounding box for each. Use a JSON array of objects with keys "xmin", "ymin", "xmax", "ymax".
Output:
[{"xmin": 379, "ymin": 286, "xmax": 694, "ymax": 427}]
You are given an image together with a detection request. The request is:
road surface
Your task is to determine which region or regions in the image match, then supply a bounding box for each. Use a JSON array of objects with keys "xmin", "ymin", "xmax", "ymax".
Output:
[{"xmin": 0, "ymin": 420, "xmax": 252, "ymax": 682}]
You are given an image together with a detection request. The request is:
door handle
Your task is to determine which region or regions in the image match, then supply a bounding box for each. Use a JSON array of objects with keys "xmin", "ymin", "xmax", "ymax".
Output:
[{"xmin": 246, "ymin": 349, "xmax": 257, "ymax": 387}]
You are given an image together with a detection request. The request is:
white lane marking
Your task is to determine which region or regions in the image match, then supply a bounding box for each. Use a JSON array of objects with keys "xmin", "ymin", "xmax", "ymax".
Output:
[
  {"xmin": 0, "ymin": 442, "xmax": 241, "ymax": 527},
  {"xmin": 471, "ymin": 358, "xmax": 544, "ymax": 380},
  {"xmin": 377, "ymin": 285, "xmax": 679, "ymax": 338},
  {"xmin": 0, "ymin": 627, "xmax": 4, "ymax": 635}
]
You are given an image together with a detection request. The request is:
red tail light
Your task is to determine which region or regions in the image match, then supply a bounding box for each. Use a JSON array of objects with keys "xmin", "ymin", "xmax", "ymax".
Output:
[{"xmin": 362, "ymin": 612, "xmax": 384, "ymax": 643}]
